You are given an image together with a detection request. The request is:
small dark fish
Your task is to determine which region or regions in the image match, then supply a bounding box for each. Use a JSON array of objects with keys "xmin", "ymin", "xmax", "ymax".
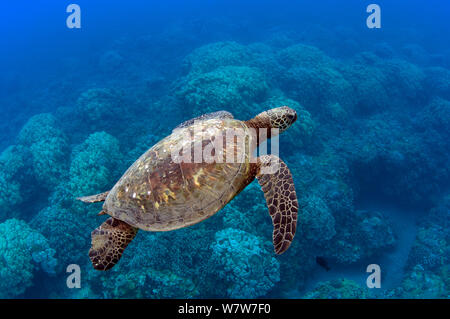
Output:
[{"xmin": 316, "ymin": 256, "xmax": 331, "ymax": 271}]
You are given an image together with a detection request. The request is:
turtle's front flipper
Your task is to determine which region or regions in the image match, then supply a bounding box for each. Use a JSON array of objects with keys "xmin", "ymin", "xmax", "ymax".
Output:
[
  {"xmin": 77, "ymin": 191, "xmax": 109, "ymax": 203},
  {"xmin": 89, "ymin": 217, "xmax": 138, "ymax": 271},
  {"xmin": 256, "ymin": 155, "xmax": 298, "ymax": 254}
]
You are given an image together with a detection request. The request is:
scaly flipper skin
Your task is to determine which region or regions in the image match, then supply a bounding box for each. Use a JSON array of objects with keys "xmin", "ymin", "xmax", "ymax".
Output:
[
  {"xmin": 77, "ymin": 191, "xmax": 109, "ymax": 203},
  {"xmin": 256, "ymin": 155, "xmax": 298, "ymax": 254},
  {"xmin": 89, "ymin": 217, "xmax": 138, "ymax": 270}
]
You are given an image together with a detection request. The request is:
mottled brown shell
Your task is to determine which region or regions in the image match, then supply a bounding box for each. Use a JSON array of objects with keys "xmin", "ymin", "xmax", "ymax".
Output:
[{"xmin": 103, "ymin": 119, "xmax": 254, "ymax": 231}]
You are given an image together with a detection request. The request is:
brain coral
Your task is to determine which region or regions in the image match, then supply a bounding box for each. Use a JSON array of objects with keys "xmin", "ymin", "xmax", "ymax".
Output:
[
  {"xmin": 177, "ymin": 66, "xmax": 268, "ymax": 118},
  {"xmin": 210, "ymin": 228, "xmax": 280, "ymax": 298},
  {"xmin": 0, "ymin": 219, "xmax": 57, "ymax": 298}
]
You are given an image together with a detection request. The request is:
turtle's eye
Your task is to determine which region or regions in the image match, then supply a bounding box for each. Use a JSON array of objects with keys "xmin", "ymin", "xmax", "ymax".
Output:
[{"xmin": 286, "ymin": 112, "xmax": 297, "ymax": 123}]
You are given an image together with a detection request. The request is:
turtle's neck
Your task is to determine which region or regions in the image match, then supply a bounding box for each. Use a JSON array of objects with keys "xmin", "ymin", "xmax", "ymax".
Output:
[{"xmin": 245, "ymin": 113, "xmax": 273, "ymax": 148}]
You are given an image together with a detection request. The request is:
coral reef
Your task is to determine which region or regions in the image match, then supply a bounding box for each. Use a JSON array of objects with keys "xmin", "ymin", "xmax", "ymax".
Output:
[
  {"xmin": 183, "ymin": 41, "xmax": 251, "ymax": 74},
  {"xmin": 1, "ymin": 27, "xmax": 448, "ymax": 299},
  {"xmin": 68, "ymin": 131, "xmax": 122, "ymax": 200},
  {"xmin": 0, "ymin": 219, "xmax": 57, "ymax": 298},
  {"xmin": 17, "ymin": 113, "xmax": 69, "ymax": 189},
  {"xmin": 303, "ymin": 279, "xmax": 368, "ymax": 299},
  {"xmin": 210, "ymin": 228, "xmax": 280, "ymax": 298},
  {"xmin": 394, "ymin": 195, "xmax": 449, "ymax": 298},
  {"xmin": 0, "ymin": 145, "xmax": 27, "ymax": 220},
  {"xmin": 177, "ymin": 65, "xmax": 268, "ymax": 117}
]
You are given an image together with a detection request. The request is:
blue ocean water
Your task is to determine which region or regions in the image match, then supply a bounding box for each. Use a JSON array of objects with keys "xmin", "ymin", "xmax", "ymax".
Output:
[{"xmin": 0, "ymin": 0, "xmax": 448, "ymax": 299}]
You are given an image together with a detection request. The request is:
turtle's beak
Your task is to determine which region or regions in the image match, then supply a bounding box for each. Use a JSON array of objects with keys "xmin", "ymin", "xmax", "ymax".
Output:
[{"xmin": 287, "ymin": 110, "xmax": 297, "ymax": 124}]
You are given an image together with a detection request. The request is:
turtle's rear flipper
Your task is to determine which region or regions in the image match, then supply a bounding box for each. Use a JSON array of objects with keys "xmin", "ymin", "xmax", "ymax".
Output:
[
  {"xmin": 89, "ymin": 217, "xmax": 138, "ymax": 271},
  {"xmin": 256, "ymin": 155, "xmax": 298, "ymax": 254},
  {"xmin": 77, "ymin": 191, "xmax": 109, "ymax": 203}
]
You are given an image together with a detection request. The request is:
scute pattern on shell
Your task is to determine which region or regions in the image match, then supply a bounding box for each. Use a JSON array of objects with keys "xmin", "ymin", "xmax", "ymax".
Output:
[{"xmin": 104, "ymin": 119, "xmax": 253, "ymax": 231}]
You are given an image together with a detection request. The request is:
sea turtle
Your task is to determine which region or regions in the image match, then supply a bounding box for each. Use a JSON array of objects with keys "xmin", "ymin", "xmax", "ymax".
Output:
[{"xmin": 78, "ymin": 106, "xmax": 299, "ymax": 270}]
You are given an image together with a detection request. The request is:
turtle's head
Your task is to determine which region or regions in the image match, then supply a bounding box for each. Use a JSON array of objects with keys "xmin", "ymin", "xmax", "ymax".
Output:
[
  {"xmin": 247, "ymin": 106, "xmax": 297, "ymax": 134},
  {"xmin": 245, "ymin": 106, "xmax": 297, "ymax": 147},
  {"xmin": 266, "ymin": 106, "xmax": 297, "ymax": 133}
]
